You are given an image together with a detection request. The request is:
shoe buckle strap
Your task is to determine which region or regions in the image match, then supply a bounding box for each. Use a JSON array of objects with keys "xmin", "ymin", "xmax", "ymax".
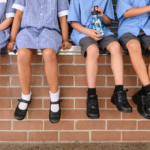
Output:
[
  {"xmin": 18, "ymin": 99, "xmax": 30, "ymax": 104},
  {"xmin": 51, "ymin": 100, "xmax": 63, "ymax": 104}
]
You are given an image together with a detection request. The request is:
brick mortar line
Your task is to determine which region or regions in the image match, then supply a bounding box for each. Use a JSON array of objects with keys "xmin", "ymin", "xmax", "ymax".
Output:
[
  {"xmin": 0, "ymin": 130, "xmax": 150, "ymax": 132},
  {"xmin": 3, "ymin": 119, "xmax": 141, "ymax": 122},
  {"xmin": 0, "ymin": 119, "xmax": 148, "ymax": 122},
  {"xmin": 56, "ymin": 63, "xmax": 134, "ymax": 66},
  {"xmin": 0, "ymin": 97, "xmax": 136, "ymax": 99},
  {"xmin": 0, "ymin": 130, "xmax": 145, "ymax": 131},
  {"xmin": 58, "ymin": 131, "xmax": 60, "ymax": 142},
  {"xmin": 89, "ymin": 131, "xmax": 91, "ymax": 141},
  {"xmin": 105, "ymin": 120, "xmax": 107, "ymax": 130},
  {"xmin": 0, "ymin": 108, "xmax": 137, "ymax": 110},
  {"xmin": 0, "ymin": 75, "xmax": 139, "ymax": 77},
  {"xmin": 0, "ymin": 86, "xmax": 143, "ymax": 88},
  {"xmin": 121, "ymin": 131, "xmax": 122, "ymax": 141}
]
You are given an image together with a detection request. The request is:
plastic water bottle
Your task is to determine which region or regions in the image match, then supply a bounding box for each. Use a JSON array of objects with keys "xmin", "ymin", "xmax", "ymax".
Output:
[{"xmin": 92, "ymin": 6, "xmax": 104, "ymax": 36}]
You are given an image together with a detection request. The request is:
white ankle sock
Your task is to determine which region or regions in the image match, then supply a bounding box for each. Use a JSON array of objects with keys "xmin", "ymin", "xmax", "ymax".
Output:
[
  {"xmin": 50, "ymin": 91, "xmax": 60, "ymax": 112},
  {"xmin": 18, "ymin": 92, "xmax": 32, "ymax": 110}
]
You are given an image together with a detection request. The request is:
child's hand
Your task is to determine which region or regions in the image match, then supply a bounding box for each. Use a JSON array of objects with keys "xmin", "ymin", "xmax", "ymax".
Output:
[
  {"xmin": 7, "ymin": 41, "xmax": 15, "ymax": 51},
  {"xmin": 62, "ymin": 41, "xmax": 72, "ymax": 50},
  {"xmin": 91, "ymin": 7, "xmax": 104, "ymax": 17},
  {"xmin": 87, "ymin": 29, "xmax": 103, "ymax": 41}
]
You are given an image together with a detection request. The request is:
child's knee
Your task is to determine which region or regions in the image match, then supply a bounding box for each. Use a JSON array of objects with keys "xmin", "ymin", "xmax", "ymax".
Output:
[
  {"xmin": 43, "ymin": 49, "xmax": 56, "ymax": 62},
  {"xmin": 17, "ymin": 49, "xmax": 31, "ymax": 63},
  {"xmin": 108, "ymin": 42, "xmax": 121, "ymax": 54},
  {"xmin": 127, "ymin": 40, "xmax": 141, "ymax": 54},
  {"xmin": 86, "ymin": 44, "xmax": 99, "ymax": 59}
]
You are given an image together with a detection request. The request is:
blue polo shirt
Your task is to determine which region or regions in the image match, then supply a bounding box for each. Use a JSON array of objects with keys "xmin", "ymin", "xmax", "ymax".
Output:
[
  {"xmin": 67, "ymin": 0, "xmax": 115, "ymax": 46},
  {"xmin": 116, "ymin": 0, "xmax": 150, "ymax": 40}
]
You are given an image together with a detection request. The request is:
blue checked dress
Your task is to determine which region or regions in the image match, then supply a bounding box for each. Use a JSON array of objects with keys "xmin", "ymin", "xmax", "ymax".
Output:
[
  {"xmin": 12, "ymin": 0, "xmax": 69, "ymax": 54},
  {"xmin": 0, "ymin": 0, "xmax": 15, "ymax": 51}
]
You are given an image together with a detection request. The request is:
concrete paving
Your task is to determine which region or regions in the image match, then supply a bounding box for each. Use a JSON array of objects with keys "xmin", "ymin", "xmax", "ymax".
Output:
[{"xmin": 0, "ymin": 143, "xmax": 149, "ymax": 150}]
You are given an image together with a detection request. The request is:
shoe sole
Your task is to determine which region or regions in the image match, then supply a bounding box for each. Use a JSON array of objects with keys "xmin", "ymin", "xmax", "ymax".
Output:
[
  {"xmin": 111, "ymin": 98, "xmax": 132, "ymax": 113},
  {"xmin": 132, "ymin": 95, "xmax": 150, "ymax": 119},
  {"xmin": 14, "ymin": 116, "xmax": 25, "ymax": 121},
  {"xmin": 86, "ymin": 111, "xmax": 100, "ymax": 119}
]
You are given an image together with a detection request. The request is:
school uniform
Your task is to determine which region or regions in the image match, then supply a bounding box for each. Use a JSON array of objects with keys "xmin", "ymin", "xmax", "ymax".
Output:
[
  {"xmin": 12, "ymin": 0, "xmax": 69, "ymax": 53},
  {"xmin": 0, "ymin": 0, "xmax": 15, "ymax": 51},
  {"xmin": 67, "ymin": 0, "xmax": 117, "ymax": 57},
  {"xmin": 116, "ymin": 0, "xmax": 150, "ymax": 55}
]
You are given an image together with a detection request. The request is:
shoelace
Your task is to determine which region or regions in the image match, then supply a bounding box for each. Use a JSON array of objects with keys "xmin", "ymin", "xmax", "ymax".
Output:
[
  {"xmin": 89, "ymin": 99, "xmax": 98, "ymax": 109},
  {"xmin": 118, "ymin": 89, "xmax": 128, "ymax": 102}
]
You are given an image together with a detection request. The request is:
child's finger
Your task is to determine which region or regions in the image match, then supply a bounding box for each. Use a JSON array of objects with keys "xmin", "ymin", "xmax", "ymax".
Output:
[{"xmin": 95, "ymin": 34, "xmax": 103, "ymax": 38}]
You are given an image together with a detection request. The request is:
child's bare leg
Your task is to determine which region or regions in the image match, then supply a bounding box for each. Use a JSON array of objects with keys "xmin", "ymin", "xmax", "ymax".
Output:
[
  {"xmin": 16, "ymin": 48, "xmax": 35, "ymax": 111},
  {"xmin": 0, "ymin": 55, "xmax": 2, "ymax": 86},
  {"xmin": 86, "ymin": 44, "xmax": 99, "ymax": 88},
  {"xmin": 86, "ymin": 44, "xmax": 100, "ymax": 119},
  {"xmin": 42, "ymin": 48, "xmax": 58, "ymax": 93},
  {"xmin": 127, "ymin": 39, "xmax": 150, "ymax": 86},
  {"xmin": 147, "ymin": 46, "xmax": 150, "ymax": 81},
  {"xmin": 42, "ymin": 48, "xmax": 59, "ymax": 112},
  {"xmin": 106, "ymin": 42, "xmax": 123, "ymax": 86},
  {"xmin": 107, "ymin": 41, "xmax": 132, "ymax": 112},
  {"xmin": 17, "ymin": 48, "xmax": 35, "ymax": 95}
]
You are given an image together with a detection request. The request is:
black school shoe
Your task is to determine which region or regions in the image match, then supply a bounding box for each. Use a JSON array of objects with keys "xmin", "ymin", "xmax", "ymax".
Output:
[
  {"xmin": 132, "ymin": 91, "xmax": 150, "ymax": 119},
  {"xmin": 145, "ymin": 93, "xmax": 150, "ymax": 115},
  {"xmin": 14, "ymin": 99, "xmax": 31, "ymax": 120},
  {"xmin": 87, "ymin": 95, "xmax": 100, "ymax": 119},
  {"xmin": 111, "ymin": 89, "xmax": 132, "ymax": 113},
  {"xmin": 49, "ymin": 100, "xmax": 63, "ymax": 124}
]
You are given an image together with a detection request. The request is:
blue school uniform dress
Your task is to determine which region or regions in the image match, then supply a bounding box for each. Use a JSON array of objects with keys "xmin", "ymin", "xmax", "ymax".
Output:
[
  {"xmin": 67, "ymin": 0, "xmax": 115, "ymax": 46},
  {"xmin": 12, "ymin": 0, "xmax": 69, "ymax": 53},
  {"xmin": 116, "ymin": 0, "xmax": 150, "ymax": 40},
  {"xmin": 0, "ymin": 0, "xmax": 15, "ymax": 51}
]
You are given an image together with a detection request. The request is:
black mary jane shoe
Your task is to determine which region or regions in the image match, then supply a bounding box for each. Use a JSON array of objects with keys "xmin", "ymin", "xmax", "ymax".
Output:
[
  {"xmin": 14, "ymin": 99, "xmax": 31, "ymax": 120},
  {"xmin": 87, "ymin": 95, "xmax": 100, "ymax": 119},
  {"xmin": 132, "ymin": 91, "xmax": 150, "ymax": 119},
  {"xmin": 49, "ymin": 100, "xmax": 63, "ymax": 124},
  {"xmin": 111, "ymin": 89, "xmax": 132, "ymax": 113}
]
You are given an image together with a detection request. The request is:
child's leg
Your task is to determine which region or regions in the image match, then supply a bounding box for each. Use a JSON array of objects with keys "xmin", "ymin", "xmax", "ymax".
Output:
[
  {"xmin": 106, "ymin": 41, "xmax": 123, "ymax": 86},
  {"xmin": 42, "ymin": 48, "xmax": 58, "ymax": 93},
  {"xmin": 14, "ymin": 48, "xmax": 35, "ymax": 120},
  {"xmin": 86, "ymin": 44, "xmax": 99, "ymax": 88},
  {"xmin": 42, "ymin": 48, "xmax": 59, "ymax": 112},
  {"xmin": 17, "ymin": 48, "xmax": 35, "ymax": 110},
  {"xmin": 18, "ymin": 48, "xmax": 35, "ymax": 95},
  {"xmin": 147, "ymin": 46, "xmax": 150, "ymax": 80},
  {"xmin": 0, "ymin": 55, "xmax": 2, "ymax": 86},
  {"xmin": 126, "ymin": 39, "xmax": 150, "ymax": 86},
  {"xmin": 106, "ymin": 41, "xmax": 132, "ymax": 112}
]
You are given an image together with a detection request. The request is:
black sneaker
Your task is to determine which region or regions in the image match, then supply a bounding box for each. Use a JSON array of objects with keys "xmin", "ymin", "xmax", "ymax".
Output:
[{"xmin": 86, "ymin": 95, "xmax": 100, "ymax": 119}]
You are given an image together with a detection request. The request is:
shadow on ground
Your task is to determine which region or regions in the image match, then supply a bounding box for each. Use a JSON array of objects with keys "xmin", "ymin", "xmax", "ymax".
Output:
[{"xmin": 0, "ymin": 143, "xmax": 149, "ymax": 150}]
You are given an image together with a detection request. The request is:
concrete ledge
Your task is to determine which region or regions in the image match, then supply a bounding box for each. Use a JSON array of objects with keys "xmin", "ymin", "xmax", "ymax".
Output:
[{"xmin": 1, "ymin": 46, "xmax": 128, "ymax": 55}]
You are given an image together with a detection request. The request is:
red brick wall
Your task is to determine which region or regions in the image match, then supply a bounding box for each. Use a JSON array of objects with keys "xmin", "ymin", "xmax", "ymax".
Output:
[{"xmin": 0, "ymin": 55, "xmax": 150, "ymax": 142}]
